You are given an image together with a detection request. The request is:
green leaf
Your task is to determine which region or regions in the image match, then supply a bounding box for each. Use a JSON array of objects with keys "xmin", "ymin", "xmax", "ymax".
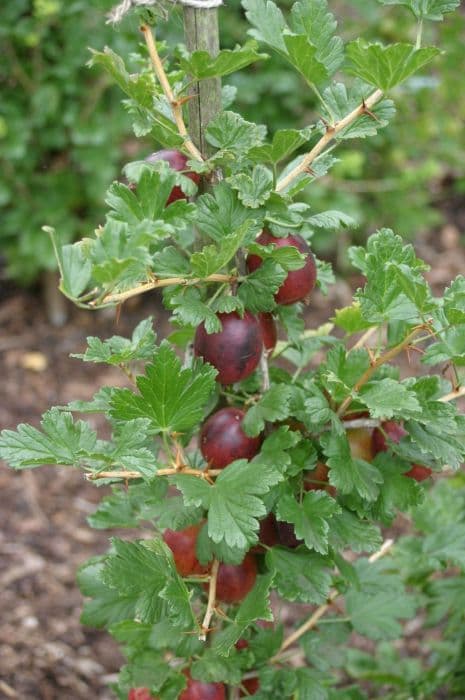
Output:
[
  {"xmin": 196, "ymin": 182, "xmax": 263, "ymax": 243},
  {"xmin": 243, "ymin": 0, "xmax": 288, "ymax": 53},
  {"xmin": 89, "ymin": 48, "xmax": 183, "ymax": 146},
  {"xmin": 238, "ymin": 259, "xmax": 287, "ymax": 312},
  {"xmin": 109, "ymin": 341, "xmax": 217, "ymax": 434},
  {"xmin": 228, "ymin": 165, "xmax": 274, "ymax": 208},
  {"xmin": 242, "ymin": 384, "xmax": 294, "ymax": 436},
  {"xmin": 276, "ymin": 491, "xmax": 341, "ymax": 554},
  {"xmin": 296, "ymin": 668, "xmax": 329, "ymax": 700},
  {"xmin": 307, "ymin": 210, "xmax": 357, "ymax": 230},
  {"xmin": 351, "ymin": 229, "xmax": 434, "ymax": 323},
  {"xmin": 345, "ymin": 41, "xmax": 440, "ymax": 90},
  {"xmin": 190, "ymin": 650, "xmax": 243, "ymax": 685},
  {"xmin": 191, "ymin": 220, "xmax": 254, "ymax": 276},
  {"xmin": 345, "ymin": 559, "xmax": 416, "ymax": 640},
  {"xmin": 266, "ymin": 548, "xmax": 332, "ymax": 603},
  {"xmin": 102, "ymin": 538, "xmax": 196, "ymax": 628},
  {"xmin": 329, "ymin": 509, "xmax": 382, "ymax": 553},
  {"xmin": 213, "ymin": 572, "xmax": 275, "ymax": 655},
  {"xmin": 283, "ymin": 34, "xmax": 328, "ymax": 87},
  {"xmin": 378, "ymin": 0, "xmax": 461, "ymax": 21},
  {"xmin": 78, "ymin": 558, "xmax": 136, "ymax": 629},
  {"xmin": 180, "ymin": 41, "xmax": 267, "ymax": 78},
  {"xmin": 152, "ymin": 246, "xmax": 190, "ymax": 278},
  {"xmin": 72, "ymin": 319, "xmax": 156, "ymax": 365},
  {"xmin": 333, "ymin": 304, "xmax": 374, "ymax": 334},
  {"xmin": 174, "ymin": 459, "xmax": 284, "ymax": 550},
  {"xmin": 170, "ymin": 288, "xmax": 222, "ymax": 334},
  {"xmin": 60, "ymin": 241, "xmax": 92, "ymax": 299},
  {"xmin": 321, "ymin": 432, "xmax": 383, "ymax": 501},
  {"xmin": 0, "ymin": 408, "xmax": 97, "ymax": 469},
  {"xmin": 206, "ymin": 111, "xmax": 267, "ymax": 154},
  {"xmin": 406, "ymin": 418, "xmax": 464, "ymax": 470},
  {"xmin": 290, "ymin": 0, "xmax": 344, "ymax": 76},
  {"xmin": 88, "ymin": 480, "xmax": 168, "ymax": 530},
  {"xmin": 358, "ymin": 378, "xmax": 421, "ymax": 419},
  {"xmin": 248, "ymin": 127, "xmax": 315, "ymax": 164},
  {"xmin": 321, "ymin": 81, "xmax": 395, "ymax": 139}
]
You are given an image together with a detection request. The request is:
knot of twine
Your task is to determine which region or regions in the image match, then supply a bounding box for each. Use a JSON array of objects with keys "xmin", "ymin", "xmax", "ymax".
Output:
[{"xmin": 108, "ymin": 0, "xmax": 223, "ymax": 23}]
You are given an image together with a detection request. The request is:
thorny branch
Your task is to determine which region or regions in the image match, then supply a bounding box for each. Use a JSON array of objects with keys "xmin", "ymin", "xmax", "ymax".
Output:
[{"xmin": 276, "ymin": 89, "xmax": 384, "ymax": 193}]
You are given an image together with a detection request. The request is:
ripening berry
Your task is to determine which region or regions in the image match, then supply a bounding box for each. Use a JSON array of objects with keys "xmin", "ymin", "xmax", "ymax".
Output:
[
  {"xmin": 258, "ymin": 312, "xmax": 278, "ymax": 352},
  {"xmin": 146, "ymin": 149, "xmax": 200, "ymax": 204},
  {"xmin": 276, "ymin": 520, "xmax": 303, "ymax": 549},
  {"xmin": 372, "ymin": 420, "xmax": 407, "ymax": 454},
  {"xmin": 304, "ymin": 462, "xmax": 330, "ymax": 491},
  {"xmin": 179, "ymin": 674, "xmax": 226, "ymax": 700},
  {"xmin": 215, "ymin": 554, "xmax": 258, "ymax": 603},
  {"xmin": 347, "ymin": 427, "xmax": 374, "ymax": 462},
  {"xmin": 404, "ymin": 464, "xmax": 432, "ymax": 482},
  {"xmin": 194, "ymin": 311, "xmax": 263, "ymax": 385},
  {"xmin": 163, "ymin": 524, "xmax": 206, "ymax": 577},
  {"xmin": 128, "ymin": 689, "xmax": 155, "ymax": 700},
  {"xmin": 246, "ymin": 231, "xmax": 317, "ymax": 305},
  {"xmin": 240, "ymin": 677, "xmax": 260, "ymax": 696},
  {"xmin": 200, "ymin": 407, "xmax": 262, "ymax": 469},
  {"xmin": 371, "ymin": 421, "xmax": 432, "ymax": 481}
]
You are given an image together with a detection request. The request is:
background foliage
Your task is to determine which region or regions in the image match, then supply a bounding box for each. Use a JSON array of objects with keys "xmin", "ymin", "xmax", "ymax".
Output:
[{"xmin": 1, "ymin": 1, "xmax": 464, "ymax": 284}]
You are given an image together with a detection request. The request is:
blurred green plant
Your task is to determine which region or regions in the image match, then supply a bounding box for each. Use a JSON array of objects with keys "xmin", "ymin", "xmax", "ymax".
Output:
[{"xmin": 0, "ymin": 0, "xmax": 139, "ymax": 283}]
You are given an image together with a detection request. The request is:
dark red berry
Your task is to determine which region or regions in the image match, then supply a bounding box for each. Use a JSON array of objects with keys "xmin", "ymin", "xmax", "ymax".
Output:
[
  {"xmin": 235, "ymin": 638, "xmax": 250, "ymax": 651},
  {"xmin": 200, "ymin": 407, "xmax": 262, "ymax": 469},
  {"xmin": 404, "ymin": 464, "xmax": 432, "ymax": 482},
  {"xmin": 372, "ymin": 420, "xmax": 407, "ymax": 454},
  {"xmin": 246, "ymin": 231, "xmax": 317, "ymax": 305},
  {"xmin": 304, "ymin": 462, "xmax": 330, "ymax": 491},
  {"xmin": 276, "ymin": 521, "xmax": 303, "ymax": 549},
  {"xmin": 215, "ymin": 554, "xmax": 258, "ymax": 603},
  {"xmin": 240, "ymin": 677, "xmax": 260, "ymax": 696},
  {"xmin": 146, "ymin": 149, "xmax": 200, "ymax": 204},
  {"xmin": 258, "ymin": 312, "xmax": 278, "ymax": 352},
  {"xmin": 180, "ymin": 674, "xmax": 226, "ymax": 700},
  {"xmin": 372, "ymin": 422, "xmax": 431, "ymax": 481},
  {"xmin": 128, "ymin": 689, "xmax": 154, "ymax": 700},
  {"xmin": 251, "ymin": 512, "xmax": 279, "ymax": 553},
  {"xmin": 194, "ymin": 311, "xmax": 263, "ymax": 385},
  {"xmin": 258, "ymin": 512, "xmax": 279, "ymax": 547},
  {"xmin": 163, "ymin": 525, "xmax": 206, "ymax": 577}
]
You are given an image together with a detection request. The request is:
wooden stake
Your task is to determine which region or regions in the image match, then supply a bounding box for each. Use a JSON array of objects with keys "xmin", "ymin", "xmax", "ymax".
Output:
[{"xmin": 183, "ymin": 8, "xmax": 222, "ymax": 158}]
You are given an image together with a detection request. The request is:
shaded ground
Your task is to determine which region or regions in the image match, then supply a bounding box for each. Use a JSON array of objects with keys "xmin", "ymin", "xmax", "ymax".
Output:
[{"xmin": 1, "ymin": 222, "xmax": 464, "ymax": 699}]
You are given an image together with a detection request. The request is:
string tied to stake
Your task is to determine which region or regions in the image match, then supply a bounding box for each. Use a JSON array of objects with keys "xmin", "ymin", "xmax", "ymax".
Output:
[{"xmin": 108, "ymin": 0, "xmax": 223, "ymax": 24}]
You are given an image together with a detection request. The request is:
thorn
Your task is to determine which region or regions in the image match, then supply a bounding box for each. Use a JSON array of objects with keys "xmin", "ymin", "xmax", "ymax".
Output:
[
  {"xmin": 319, "ymin": 115, "xmax": 336, "ymax": 133},
  {"xmin": 361, "ymin": 98, "xmax": 379, "ymax": 121},
  {"xmin": 367, "ymin": 347, "xmax": 377, "ymax": 366}
]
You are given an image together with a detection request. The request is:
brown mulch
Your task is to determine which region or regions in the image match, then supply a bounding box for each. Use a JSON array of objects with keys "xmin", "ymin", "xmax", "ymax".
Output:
[{"xmin": 1, "ymin": 223, "xmax": 464, "ymax": 699}]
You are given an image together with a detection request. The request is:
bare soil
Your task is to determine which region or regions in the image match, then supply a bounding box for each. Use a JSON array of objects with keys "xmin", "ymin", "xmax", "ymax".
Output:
[{"xmin": 1, "ymin": 222, "xmax": 464, "ymax": 699}]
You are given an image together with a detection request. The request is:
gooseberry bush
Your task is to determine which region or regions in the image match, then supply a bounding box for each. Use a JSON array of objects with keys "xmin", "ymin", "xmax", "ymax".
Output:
[{"xmin": 1, "ymin": 1, "xmax": 465, "ymax": 698}]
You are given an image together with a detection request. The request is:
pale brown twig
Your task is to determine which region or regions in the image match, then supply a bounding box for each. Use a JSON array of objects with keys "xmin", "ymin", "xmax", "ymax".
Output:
[
  {"xmin": 87, "ymin": 466, "xmax": 221, "ymax": 481},
  {"xmin": 199, "ymin": 559, "xmax": 219, "ymax": 641},
  {"xmin": 337, "ymin": 327, "xmax": 423, "ymax": 417},
  {"xmin": 351, "ymin": 326, "xmax": 378, "ymax": 351},
  {"xmin": 439, "ymin": 385, "xmax": 465, "ymax": 403},
  {"xmin": 276, "ymin": 89, "xmax": 384, "ymax": 193},
  {"xmin": 90, "ymin": 273, "xmax": 235, "ymax": 307},
  {"xmin": 140, "ymin": 24, "xmax": 203, "ymax": 162}
]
